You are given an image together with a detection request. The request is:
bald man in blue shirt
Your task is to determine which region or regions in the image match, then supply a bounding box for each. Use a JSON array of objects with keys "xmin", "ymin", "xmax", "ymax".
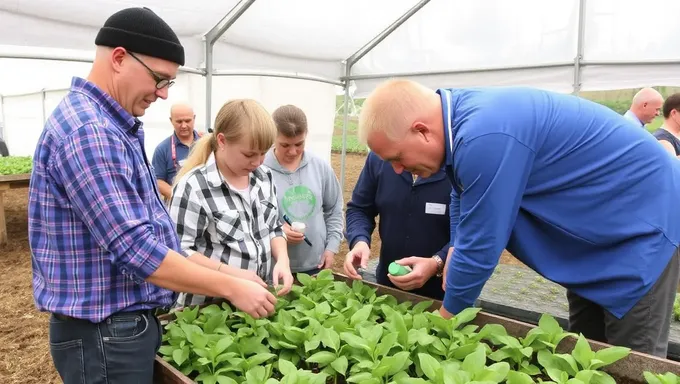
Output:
[{"xmin": 358, "ymin": 79, "xmax": 680, "ymax": 358}]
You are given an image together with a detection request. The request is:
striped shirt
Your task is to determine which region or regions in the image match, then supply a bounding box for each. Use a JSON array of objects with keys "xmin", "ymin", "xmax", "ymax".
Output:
[
  {"xmin": 28, "ymin": 77, "xmax": 181, "ymax": 323},
  {"xmin": 169, "ymin": 152, "xmax": 284, "ymax": 307}
]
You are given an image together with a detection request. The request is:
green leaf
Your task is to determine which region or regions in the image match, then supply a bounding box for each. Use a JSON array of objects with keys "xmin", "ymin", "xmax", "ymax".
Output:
[
  {"xmin": 506, "ymin": 370, "xmax": 536, "ymax": 384},
  {"xmin": 297, "ymin": 273, "xmax": 313, "ymax": 287},
  {"xmin": 172, "ymin": 346, "xmax": 189, "ymax": 366},
  {"xmin": 340, "ymin": 332, "xmax": 371, "ymax": 353},
  {"xmin": 246, "ymin": 353, "xmax": 277, "ymax": 367},
  {"xmin": 278, "ymin": 359, "xmax": 297, "ymax": 376},
  {"xmin": 350, "ymin": 304, "xmax": 373, "ymax": 326},
  {"xmin": 418, "ymin": 353, "xmax": 442, "ymax": 381},
  {"xmin": 381, "ymin": 351, "xmax": 412, "ymax": 377},
  {"xmin": 538, "ymin": 313, "xmax": 561, "ymax": 335},
  {"xmin": 306, "ymin": 351, "xmax": 337, "ymax": 366},
  {"xmin": 591, "ymin": 346, "xmax": 631, "ymax": 369},
  {"xmin": 572, "ymin": 334, "xmax": 594, "ymax": 369},
  {"xmin": 216, "ymin": 376, "xmax": 238, "ymax": 384},
  {"xmin": 347, "ymin": 372, "xmax": 374, "ymax": 383},
  {"xmin": 461, "ymin": 344, "xmax": 487, "ymax": 376},
  {"xmin": 475, "ymin": 361, "xmax": 510, "ymax": 382},
  {"xmin": 412, "ymin": 300, "xmax": 434, "ymax": 314},
  {"xmin": 215, "ymin": 336, "xmax": 233, "ymax": 355},
  {"xmin": 330, "ymin": 355, "xmax": 348, "ymax": 376}
]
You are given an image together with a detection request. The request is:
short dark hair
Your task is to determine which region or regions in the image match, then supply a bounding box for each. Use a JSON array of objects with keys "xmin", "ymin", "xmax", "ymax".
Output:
[
  {"xmin": 272, "ymin": 105, "xmax": 308, "ymax": 138},
  {"xmin": 662, "ymin": 93, "xmax": 680, "ymax": 119}
]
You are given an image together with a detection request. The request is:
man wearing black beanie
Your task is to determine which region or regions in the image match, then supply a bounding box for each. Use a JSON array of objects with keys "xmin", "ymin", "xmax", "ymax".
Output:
[{"xmin": 28, "ymin": 7, "xmax": 278, "ymax": 384}]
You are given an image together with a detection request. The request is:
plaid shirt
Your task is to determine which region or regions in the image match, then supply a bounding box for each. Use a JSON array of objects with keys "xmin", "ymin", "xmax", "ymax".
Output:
[
  {"xmin": 28, "ymin": 77, "xmax": 181, "ymax": 323},
  {"xmin": 169, "ymin": 153, "xmax": 285, "ymax": 307}
]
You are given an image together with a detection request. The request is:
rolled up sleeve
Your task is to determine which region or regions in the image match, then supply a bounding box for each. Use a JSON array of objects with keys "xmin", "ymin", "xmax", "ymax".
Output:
[{"xmin": 50, "ymin": 124, "xmax": 170, "ymax": 281}]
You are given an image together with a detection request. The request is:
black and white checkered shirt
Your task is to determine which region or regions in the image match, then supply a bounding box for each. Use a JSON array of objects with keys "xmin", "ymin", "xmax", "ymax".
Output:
[{"xmin": 168, "ymin": 153, "xmax": 285, "ymax": 307}]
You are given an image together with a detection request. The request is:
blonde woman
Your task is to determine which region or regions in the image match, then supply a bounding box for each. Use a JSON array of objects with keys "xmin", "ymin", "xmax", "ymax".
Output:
[
  {"xmin": 263, "ymin": 105, "xmax": 344, "ymax": 275},
  {"xmin": 169, "ymin": 99, "xmax": 294, "ymax": 308}
]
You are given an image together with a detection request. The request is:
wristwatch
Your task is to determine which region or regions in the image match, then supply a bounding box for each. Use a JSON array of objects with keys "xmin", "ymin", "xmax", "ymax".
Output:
[{"xmin": 432, "ymin": 255, "xmax": 444, "ymax": 277}]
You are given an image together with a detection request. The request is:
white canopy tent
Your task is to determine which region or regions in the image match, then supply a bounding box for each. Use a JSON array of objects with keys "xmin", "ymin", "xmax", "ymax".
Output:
[{"xmin": 1, "ymin": 0, "xmax": 680, "ymax": 190}]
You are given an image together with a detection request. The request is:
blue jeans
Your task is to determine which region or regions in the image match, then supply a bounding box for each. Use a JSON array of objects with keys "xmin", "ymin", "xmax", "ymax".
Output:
[{"xmin": 49, "ymin": 309, "xmax": 161, "ymax": 384}]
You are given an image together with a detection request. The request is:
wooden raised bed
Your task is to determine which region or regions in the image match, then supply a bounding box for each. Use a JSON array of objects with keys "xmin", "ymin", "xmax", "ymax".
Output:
[{"xmin": 153, "ymin": 273, "xmax": 680, "ymax": 383}]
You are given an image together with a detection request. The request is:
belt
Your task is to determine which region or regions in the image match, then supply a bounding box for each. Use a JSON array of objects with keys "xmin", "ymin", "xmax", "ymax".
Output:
[{"xmin": 52, "ymin": 309, "xmax": 156, "ymax": 323}]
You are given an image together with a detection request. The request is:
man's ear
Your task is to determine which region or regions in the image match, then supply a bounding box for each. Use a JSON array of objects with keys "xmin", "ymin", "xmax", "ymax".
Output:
[
  {"xmin": 412, "ymin": 121, "xmax": 431, "ymax": 141},
  {"xmin": 110, "ymin": 47, "xmax": 126, "ymax": 74}
]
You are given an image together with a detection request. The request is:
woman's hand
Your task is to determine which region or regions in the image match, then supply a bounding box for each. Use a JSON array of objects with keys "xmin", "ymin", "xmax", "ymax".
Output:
[{"xmin": 272, "ymin": 261, "xmax": 294, "ymax": 296}]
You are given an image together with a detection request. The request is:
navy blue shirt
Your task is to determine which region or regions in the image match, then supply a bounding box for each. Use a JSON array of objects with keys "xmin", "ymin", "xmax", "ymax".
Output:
[
  {"xmin": 151, "ymin": 131, "xmax": 199, "ymax": 184},
  {"xmin": 653, "ymin": 128, "xmax": 680, "ymax": 156},
  {"xmin": 345, "ymin": 152, "xmax": 452, "ymax": 300},
  {"xmin": 439, "ymin": 87, "xmax": 680, "ymax": 318}
]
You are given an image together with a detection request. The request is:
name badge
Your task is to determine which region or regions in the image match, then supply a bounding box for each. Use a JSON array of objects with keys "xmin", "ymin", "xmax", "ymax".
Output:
[
  {"xmin": 425, "ymin": 202, "xmax": 446, "ymax": 215},
  {"xmin": 178, "ymin": 159, "xmax": 186, "ymax": 167}
]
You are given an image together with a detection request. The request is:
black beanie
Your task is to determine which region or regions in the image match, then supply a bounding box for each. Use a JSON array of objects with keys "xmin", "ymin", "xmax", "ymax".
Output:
[{"xmin": 95, "ymin": 7, "xmax": 185, "ymax": 66}]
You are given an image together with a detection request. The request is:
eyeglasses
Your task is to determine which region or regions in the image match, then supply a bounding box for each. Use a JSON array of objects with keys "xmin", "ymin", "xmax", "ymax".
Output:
[{"xmin": 127, "ymin": 51, "xmax": 175, "ymax": 90}]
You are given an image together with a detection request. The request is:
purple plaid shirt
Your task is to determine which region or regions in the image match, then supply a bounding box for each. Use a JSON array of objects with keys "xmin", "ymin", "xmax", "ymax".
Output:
[{"xmin": 28, "ymin": 77, "xmax": 181, "ymax": 323}]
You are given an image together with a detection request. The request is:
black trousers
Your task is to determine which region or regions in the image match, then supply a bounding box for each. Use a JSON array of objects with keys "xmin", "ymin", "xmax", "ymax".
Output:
[
  {"xmin": 49, "ymin": 309, "xmax": 161, "ymax": 384},
  {"xmin": 566, "ymin": 249, "xmax": 679, "ymax": 358}
]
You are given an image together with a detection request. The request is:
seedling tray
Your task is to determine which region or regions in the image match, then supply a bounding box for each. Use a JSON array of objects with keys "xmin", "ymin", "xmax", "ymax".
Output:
[{"xmin": 153, "ymin": 273, "xmax": 680, "ymax": 383}]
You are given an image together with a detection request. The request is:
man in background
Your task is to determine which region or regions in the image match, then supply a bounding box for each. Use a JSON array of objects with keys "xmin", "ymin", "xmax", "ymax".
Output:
[
  {"xmin": 152, "ymin": 102, "xmax": 199, "ymax": 201},
  {"xmin": 623, "ymin": 87, "xmax": 664, "ymax": 128},
  {"xmin": 343, "ymin": 151, "xmax": 450, "ymax": 300}
]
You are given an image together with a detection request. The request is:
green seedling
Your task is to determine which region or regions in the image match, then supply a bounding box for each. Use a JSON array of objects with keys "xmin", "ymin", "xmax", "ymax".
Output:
[{"xmin": 157, "ymin": 271, "xmax": 676, "ymax": 384}]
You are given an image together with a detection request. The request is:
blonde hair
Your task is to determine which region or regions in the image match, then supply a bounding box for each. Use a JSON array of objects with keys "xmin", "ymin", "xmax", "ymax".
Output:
[
  {"xmin": 357, "ymin": 78, "xmax": 435, "ymax": 144},
  {"xmin": 174, "ymin": 99, "xmax": 276, "ymax": 183}
]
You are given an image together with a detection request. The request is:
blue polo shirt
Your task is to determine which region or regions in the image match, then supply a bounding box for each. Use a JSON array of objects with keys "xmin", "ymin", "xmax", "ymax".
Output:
[
  {"xmin": 151, "ymin": 131, "xmax": 199, "ymax": 184},
  {"xmin": 439, "ymin": 86, "xmax": 680, "ymax": 319},
  {"xmin": 345, "ymin": 151, "xmax": 452, "ymax": 300}
]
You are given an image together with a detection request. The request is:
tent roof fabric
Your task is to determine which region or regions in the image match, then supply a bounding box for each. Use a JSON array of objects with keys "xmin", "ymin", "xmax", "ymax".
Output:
[{"xmin": 1, "ymin": 0, "xmax": 680, "ymax": 95}]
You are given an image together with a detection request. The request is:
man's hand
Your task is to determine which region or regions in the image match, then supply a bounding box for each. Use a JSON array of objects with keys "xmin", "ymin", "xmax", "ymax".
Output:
[
  {"xmin": 343, "ymin": 241, "xmax": 370, "ymax": 279},
  {"xmin": 388, "ymin": 256, "xmax": 438, "ymax": 291},
  {"xmin": 272, "ymin": 261, "xmax": 294, "ymax": 296},
  {"xmin": 224, "ymin": 278, "xmax": 277, "ymax": 319},
  {"xmin": 318, "ymin": 250, "xmax": 335, "ymax": 269},
  {"xmin": 439, "ymin": 305, "xmax": 454, "ymax": 319},
  {"xmin": 220, "ymin": 264, "xmax": 267, "ymax": 288},
  {"xmin": 282, "ymin": 223, "xmax": 305, "ymax": 245}
]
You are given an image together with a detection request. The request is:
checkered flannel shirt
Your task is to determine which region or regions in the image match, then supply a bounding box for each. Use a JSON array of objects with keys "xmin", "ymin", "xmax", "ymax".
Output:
[{"xmin": 168, "ymin": 152, "xmax": 285, "ymax": 307}]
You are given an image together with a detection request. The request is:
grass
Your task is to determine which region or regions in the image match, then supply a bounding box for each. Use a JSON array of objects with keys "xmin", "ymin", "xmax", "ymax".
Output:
[{"xmin": 331, "ymin": 88, "xmax": 674, "ymax": 154}]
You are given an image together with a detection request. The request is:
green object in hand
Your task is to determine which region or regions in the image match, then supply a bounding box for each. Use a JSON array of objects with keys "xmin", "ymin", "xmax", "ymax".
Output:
[{"xmin": 388, "ymin": 262, "xmax": 412, "ymax": 276}]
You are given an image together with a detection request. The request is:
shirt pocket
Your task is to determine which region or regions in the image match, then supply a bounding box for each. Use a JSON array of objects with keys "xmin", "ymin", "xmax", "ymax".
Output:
[
  {"xmin": 213, "ymin": 210, "xmax": 246, "ymax": 244},
  {"xmin": 259, "ymin": 199, "xmax": 279, "ymax": 228}
]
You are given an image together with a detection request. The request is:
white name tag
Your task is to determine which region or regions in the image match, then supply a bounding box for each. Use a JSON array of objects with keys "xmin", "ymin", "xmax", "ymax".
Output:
[
  {"xmin": 178, "ymin": 159, "xmax": 186, "ymax": 167},
  {"xmin": 425, "ymin": 202, "xmax": 446, "ymax": 215}
]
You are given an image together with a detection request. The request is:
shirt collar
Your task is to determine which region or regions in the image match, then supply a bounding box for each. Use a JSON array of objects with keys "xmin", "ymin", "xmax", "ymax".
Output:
[
  {"xmin": 437, "ymin": 88, "xmax": 455, "ymax": 167},
  {"xmin": 624, "ymin": 110, "xmax": 645, "ymax": 127},
  {"xmin": 69, "ymin": 76, "xmax": 140, "ymax": 133},
  {"xmin": 205, "ymin": 152, "xmax": 267, "ymax": 192},
  {"xmin": 172, "ymin": 130, "xmax": 200, "ymax": 146}
]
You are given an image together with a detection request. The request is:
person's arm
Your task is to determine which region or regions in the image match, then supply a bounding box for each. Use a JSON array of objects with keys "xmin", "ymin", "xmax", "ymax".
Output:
[
  {"xmin": 321, "ymin": 161, "xmax": 344, "ymax": 255},
  {"xmin": 443, "ymin": 133, "xmax": 534, "ymax": 315},
  {"xmin": 151, "ymin": 144, "xmax": 171, "ymax": 199},
  {"xmin": 157, "ymin": 179, "xmax": 173, "ymax": 200},
  {"xmin": 657, "ymin": 139, "xmax": 680, "ymax": 159},
  {"xmin": 345, "ymin": 153, "xmax": 380, "ymax": 249},
  {"xmin": 49, "ymin": 125, "xmax": 239, "ymax": 297}
]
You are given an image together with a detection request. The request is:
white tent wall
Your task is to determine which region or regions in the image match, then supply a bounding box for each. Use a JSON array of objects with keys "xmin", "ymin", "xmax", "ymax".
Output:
[{"xmin": 0, "ymin": 62, "xmax": 337, "ymax": 162}]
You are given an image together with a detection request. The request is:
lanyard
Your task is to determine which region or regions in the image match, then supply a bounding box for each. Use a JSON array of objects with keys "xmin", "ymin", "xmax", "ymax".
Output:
[{"xmin": 171, "ymin": 135, "xmax": 179, "ymax": 169}]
